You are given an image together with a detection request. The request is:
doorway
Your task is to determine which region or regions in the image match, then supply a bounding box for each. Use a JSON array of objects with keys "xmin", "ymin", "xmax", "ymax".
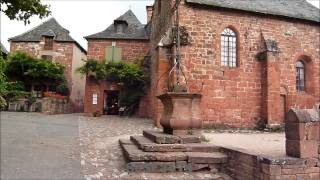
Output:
[
  {"xmin": 104, "ymin": 90, "xmax": 120, "ymax": 115},
  {"xmin": 280, "ymin": 95, "xmax": 286, "ymax": 122}
]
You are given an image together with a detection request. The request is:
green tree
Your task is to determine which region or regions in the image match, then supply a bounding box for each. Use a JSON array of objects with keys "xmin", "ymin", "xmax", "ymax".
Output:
[{"xmin": 1, "ymin": 0, "xmax": 51, "ymax": 24}]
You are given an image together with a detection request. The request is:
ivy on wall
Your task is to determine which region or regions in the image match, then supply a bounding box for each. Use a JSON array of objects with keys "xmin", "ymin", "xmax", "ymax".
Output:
[{"xmin": 77, "ymin": 58, "xmax": 150, "ymax": 110}]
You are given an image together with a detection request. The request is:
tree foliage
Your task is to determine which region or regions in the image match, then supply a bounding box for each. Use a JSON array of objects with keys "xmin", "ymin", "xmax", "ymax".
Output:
[
  {"xmin": 6, "ymin": 52, "xmax": 65, "ymax": 84},
  {"xmin": 1, "ymin": 0, "xmax": 51, "ymax": 24}
]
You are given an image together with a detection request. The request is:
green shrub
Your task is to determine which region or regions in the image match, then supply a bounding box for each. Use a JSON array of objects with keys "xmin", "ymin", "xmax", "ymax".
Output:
[
  {"xmin": 56, "ymin": 80, "xmax": 69, "ymax": 96},
  {"xmin": 5, "ymin": 52, "xmax": 68, "ymax": 96}
]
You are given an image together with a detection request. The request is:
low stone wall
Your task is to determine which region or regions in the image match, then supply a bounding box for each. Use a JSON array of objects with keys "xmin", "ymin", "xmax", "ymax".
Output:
[
  {"xmin": 7, "ymin": 98, "xmax": 70, "ymax": 114},
  {"xmin": 222, "ymin": 105, "xmax": 320, "ymax": 180},
  {"xmin": 41, "ymin": 97, "xmax": 70, "ymax": 114},
  {"xmin": 8, "ymin": 99, "xmax": 42, "ymax": 112},
  {"xmin": 222, "ymin": 148, "xmax": 319, "ymax": 180}
]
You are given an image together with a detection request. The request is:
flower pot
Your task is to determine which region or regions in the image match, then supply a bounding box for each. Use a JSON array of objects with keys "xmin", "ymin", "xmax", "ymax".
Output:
[{"xmin": 157, "ymin": 92, "xmax": 202, "ymax": 135}]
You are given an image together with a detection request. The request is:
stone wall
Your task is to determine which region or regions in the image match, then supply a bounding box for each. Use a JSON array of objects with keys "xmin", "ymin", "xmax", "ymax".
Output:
[
  {"xmin": 41, "ymin": 97, "xmax": 70, "ymax": 114},
  {"xmin": 151, "ymin": 0, "xmax": 320, "ymax": 128},
  {"xmin": 222, "ymin": 148, "xmax": 319, "ymax": 180},
  {"xmin": 7, "ymin": 98, "xmax": 69, "ymax": 114},
  {"xmin": 222, "ymin": 106, "xmax": 320, "ymax": 179},
  {"xmin": 86, "ymin": 39, "xmax": 150, "ymax": 63},
  {"xmin": 8, "ymin": 99, "xmax": 42, "ymax": 112}
]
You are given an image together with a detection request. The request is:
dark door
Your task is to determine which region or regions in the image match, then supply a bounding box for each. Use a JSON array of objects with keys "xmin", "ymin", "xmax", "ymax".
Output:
[
  {"xmin": 104, "ymin": 91, "xmax": 119, "ymax": 115},
  {"xmin": 280, "ymin": 95, "xmax": 286, "ymax": 122}
]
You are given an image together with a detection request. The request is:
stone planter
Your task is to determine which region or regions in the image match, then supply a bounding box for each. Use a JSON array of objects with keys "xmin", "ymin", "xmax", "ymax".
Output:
[{"xmin": 157, "ymin": 92, "xmax": 202, "ymax": 135}]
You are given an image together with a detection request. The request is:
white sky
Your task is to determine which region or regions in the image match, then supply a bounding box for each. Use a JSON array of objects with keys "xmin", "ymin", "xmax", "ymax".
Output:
[{"xmin": 1, "ymin": 0, "xmax": 319, "ymax": 51}]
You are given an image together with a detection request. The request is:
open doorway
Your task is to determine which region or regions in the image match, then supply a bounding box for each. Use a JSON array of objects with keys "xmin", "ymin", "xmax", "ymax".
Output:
[{"xmin": 103, "ymin": 90, "xmax": 120, "ymax": 115}]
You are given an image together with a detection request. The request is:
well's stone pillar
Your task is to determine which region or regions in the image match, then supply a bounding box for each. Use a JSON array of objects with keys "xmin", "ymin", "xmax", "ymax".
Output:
[
  {"xmin": 157, "ymin": 93, "xmax": 202, "ymax": 135},
  {"xmin": 285, "ymin": 108, "xmax": 320, "ymax": 158}
]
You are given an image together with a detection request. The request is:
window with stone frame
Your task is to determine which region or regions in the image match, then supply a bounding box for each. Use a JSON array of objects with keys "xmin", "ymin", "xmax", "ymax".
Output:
[
  {"xmin": 44, "ymin": 36, "xmax": 54, "ymax": 50},
  {"xmin": 296, "ymin": 60, "xmax": 305, "ymax": 92},
  {"xmin": 221, "ymin": 28, "xmax": 237, "ymax": 67}
]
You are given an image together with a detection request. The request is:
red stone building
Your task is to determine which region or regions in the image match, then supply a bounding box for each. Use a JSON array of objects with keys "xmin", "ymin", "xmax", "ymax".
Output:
[
  {"xmin": 150, "ymin": 0, "xmax": 320, "ymax": 128},
  {"xmin": 83, "ymin": 10, "xmax": 152, "ymax": 117},
  {"xmin": 9, "ymin": 18, "xmax": 87, "ymax": 112}
]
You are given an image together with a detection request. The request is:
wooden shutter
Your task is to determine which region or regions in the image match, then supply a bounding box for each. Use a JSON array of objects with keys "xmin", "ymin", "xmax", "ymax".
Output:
[
  {"xmin": 105, "ymin": 47, "xmax": 113, "ymax": 62},
  {"xmin": 113, "ymin": 47, "xmax": 122, "ymax": 61},
  {"xmin": 105, "ymin": 46, "xmax": 122, "ymax": 62}
]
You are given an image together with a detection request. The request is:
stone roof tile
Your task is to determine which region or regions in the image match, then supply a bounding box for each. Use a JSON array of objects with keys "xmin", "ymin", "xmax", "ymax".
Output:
[
  {"xmin": 186, "ymin": 0, "xmax": 320, "ymax": 23},
  {"xmin": 85, "ymin": 10, "xmax": 150, "ymax": 40}
]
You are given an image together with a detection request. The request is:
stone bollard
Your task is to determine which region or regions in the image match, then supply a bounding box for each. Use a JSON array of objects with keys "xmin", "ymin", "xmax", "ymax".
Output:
[{"xmin": 285, "ymin": 108, "xmax": 319, "ymax": 158}]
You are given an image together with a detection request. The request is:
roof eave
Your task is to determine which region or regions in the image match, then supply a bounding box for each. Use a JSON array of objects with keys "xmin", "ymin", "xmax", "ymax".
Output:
[
  {"xmin": 185, "ymin": 0, "xmax": 320, "ymax": 24},
  {"xmin": 85, "ymin": 37, "xmax": 150, "ymax": 41}
]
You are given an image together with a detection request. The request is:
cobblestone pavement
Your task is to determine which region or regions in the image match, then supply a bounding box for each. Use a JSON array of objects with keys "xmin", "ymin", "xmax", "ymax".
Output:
[{"xmin": 79, "ymin": 115, "xmax": 232, "ymax": 180}]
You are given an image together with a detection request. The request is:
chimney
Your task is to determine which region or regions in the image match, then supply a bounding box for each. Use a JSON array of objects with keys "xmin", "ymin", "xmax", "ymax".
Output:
[{"xmin": 146, "ymin": 5, "xmax": 153, "ymax": 22}]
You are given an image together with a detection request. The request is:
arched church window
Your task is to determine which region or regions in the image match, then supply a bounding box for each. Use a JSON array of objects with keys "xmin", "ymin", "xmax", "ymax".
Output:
[
  {"xmin": 296, "ymin": 61, "xmax": 305, "ymax": 92},
  {"xmin": 221, "ymin": 28, "xmax": 237, "ymax": 67}
]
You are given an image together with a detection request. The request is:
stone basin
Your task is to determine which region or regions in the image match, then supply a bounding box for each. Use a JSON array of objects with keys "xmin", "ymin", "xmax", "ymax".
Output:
[{"xmin": 157, "ymin": 92, "xmax": 202, "ymax": 135}]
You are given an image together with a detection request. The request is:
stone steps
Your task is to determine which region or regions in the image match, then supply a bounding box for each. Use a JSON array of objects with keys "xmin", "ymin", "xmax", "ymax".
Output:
[{"xmin": 119, "ymin": 130, "xmax": 229, "ymax": 173}]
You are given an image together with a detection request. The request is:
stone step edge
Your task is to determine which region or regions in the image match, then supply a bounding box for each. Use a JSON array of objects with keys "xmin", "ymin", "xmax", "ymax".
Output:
[
  {"xmin": 130, "ymin": 135, "xmax": 221, "ymax": 152},
  {"xmin": 143, "ymin": 130, "xmax": 202, "ymax": 144}
]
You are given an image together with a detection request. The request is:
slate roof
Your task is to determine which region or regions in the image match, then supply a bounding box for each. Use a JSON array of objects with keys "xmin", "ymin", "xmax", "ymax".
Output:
[
  {"xmin": 185, "ymin": 0, "xmax": 320, "ymax": 23},
  {"xmin": 1, "ymin": 42, "xmax": 9, "ymax": 55},
  {"xmin": 85, "ymin": 10, "xmax": 150, "ymax": 40},
  {"xmin": 9, "ymin": 17, "xmax": 87, "ymax": 53}
]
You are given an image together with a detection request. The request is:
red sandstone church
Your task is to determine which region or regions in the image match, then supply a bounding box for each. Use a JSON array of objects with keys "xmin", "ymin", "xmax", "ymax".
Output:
[{"xmin": 150, "ymin": 0, "xmax": 319, "ymax": 128}]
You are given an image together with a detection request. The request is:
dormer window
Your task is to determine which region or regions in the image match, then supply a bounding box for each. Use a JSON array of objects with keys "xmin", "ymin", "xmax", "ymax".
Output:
[
  {"xmin": 114, "ymin": 20, "xmax": 127, "ymax": 34},
  {"xmin": 44, "ymin": 36, "xmax": 54, "ymax": 50}
]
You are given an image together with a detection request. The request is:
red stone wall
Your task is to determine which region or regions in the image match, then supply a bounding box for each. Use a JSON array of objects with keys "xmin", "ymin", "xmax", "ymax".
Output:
[
  {"xmin": 84, "ymin": 39, "xmax": 151, "ymax": 116},
  {"xmin": 10, "ymin": 41, "xmax": 86, "ymax": 112},
  {"xmin": 87, "ymin": 39, "xmax": 150, "ymax": 62},
  {"xmin": 151, "ymin": 1, "xmax": 320, "ymax": 128}
]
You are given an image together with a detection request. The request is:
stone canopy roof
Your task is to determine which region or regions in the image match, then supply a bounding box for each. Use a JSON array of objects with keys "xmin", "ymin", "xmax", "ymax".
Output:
[
  {"xmin": 85, "ymin": 10, "xmax": 150, "ymax": 40},
  {"xmin": 185, "ymin": 0, "xmax": 320, "ymax": 23},
  {"xmin": 9, "ymin": 18, "xmax": 86, "ymax": 53},
  {"xmin": 1, "ymin": 42, "xmax": 9, "ymax": 55}
]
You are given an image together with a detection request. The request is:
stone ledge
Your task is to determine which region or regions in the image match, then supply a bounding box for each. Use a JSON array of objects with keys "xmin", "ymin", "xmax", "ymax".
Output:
[
  {"xmin": 143, "ymin": 130, "xmax": 202, "ymax": 144},
  {"xmin": 131, "ymin": 135, "xmax": 222, "ymax": 152}
]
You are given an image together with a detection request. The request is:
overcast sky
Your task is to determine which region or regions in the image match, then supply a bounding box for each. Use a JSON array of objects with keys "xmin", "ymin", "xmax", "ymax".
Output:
[{"xmin": 1, "ymin": 0, "xmax": 319, "ymax": 51}]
